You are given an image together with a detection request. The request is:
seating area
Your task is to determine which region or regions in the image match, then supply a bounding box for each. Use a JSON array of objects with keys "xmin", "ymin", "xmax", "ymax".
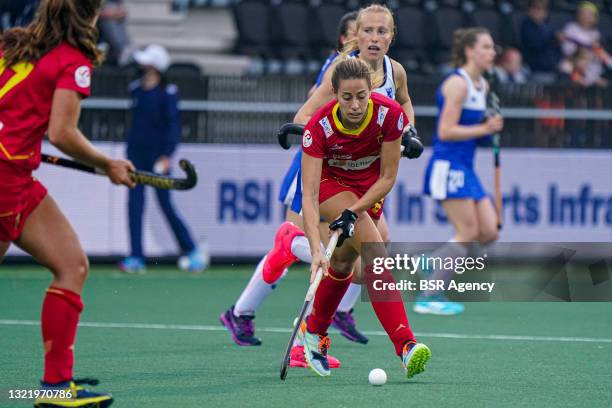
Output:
[
  {"xmin": 225, "ymin": 0, "xmax": 612, "ymax": 76},
  {"xmin": 3, "ymin": 0, "xmax": 611, "ymax": 78}
]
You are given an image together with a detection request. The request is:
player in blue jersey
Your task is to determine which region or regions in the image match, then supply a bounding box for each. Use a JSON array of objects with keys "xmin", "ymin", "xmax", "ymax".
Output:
[{"xmin": 417, "ymin": 28, "xmax": 504, "ymax": 315}]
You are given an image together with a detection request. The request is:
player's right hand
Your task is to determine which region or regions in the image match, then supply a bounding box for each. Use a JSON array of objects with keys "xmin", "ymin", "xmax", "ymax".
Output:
[
  {"xmin": 484, "ymin": 115, "xmax": 504, "ymax": 134},
  {"xmin": 310, "ymin": 250, "xmax": 330, "ymax": 283},
  {"xmin": 106, "ymin": 159, "xmax": 136, "ymax": 188},
  {"xmin": 401, "ymin": 125, "xmax": 424, "ymax": 159}
]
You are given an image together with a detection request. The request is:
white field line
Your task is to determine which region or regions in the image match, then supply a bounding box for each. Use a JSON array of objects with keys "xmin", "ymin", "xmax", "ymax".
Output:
[{"xmin": 1, "ymin": 319, "xmax": 611, "ymax": 344}]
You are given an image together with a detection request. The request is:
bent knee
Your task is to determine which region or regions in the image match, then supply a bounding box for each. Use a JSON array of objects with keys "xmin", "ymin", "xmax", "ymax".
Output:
[
  {"xmin": 378, "ymin": 227, "xmax": 390, "ymax": 243},
  {"xmin": 479, "ymin": 227, "xmax": 499, "ymax": 244},
  {"xmin": 456, "ymin": 223, "xmax": 480, "ymax": 242},
  {"xmin": 53, "ymin": 253, "xmax": 90, "ymax": 284}
]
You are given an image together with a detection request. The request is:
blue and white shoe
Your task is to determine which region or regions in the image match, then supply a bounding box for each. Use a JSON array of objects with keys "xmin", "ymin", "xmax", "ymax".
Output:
[
  {"xmin": 413, "ymin": 294, "xmax": 465, "ymax": 315},
  {"xmin": 178, "ymin": 248, "xmax": 208, "ymax": 273},
  {"xmin": 117, "ymin": 256, "xmax": 146, "ymax": 274},
  {"xmin": 299, "ymin": 321, "xmax": 331, "ymax": 377},
  {"xmin": 401, "ymin": 342, "xmax": 431, "ymax": 379}
]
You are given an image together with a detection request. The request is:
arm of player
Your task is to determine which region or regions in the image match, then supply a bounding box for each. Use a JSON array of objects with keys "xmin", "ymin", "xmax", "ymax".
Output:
[
  {"xmin": 301, "ymin": 152, "xmax": 330, "ymax": 281},
  {"xmin": 48, "ymin": 89, "xmax": 135, "ymax": 187},
  {"xmin": 393, "ymin": 61, "xmax": 416, "ymax": 125},
  {"xmin": 438, "ymin": 76, "xmax": 503, "ymax": 141},
  {"xmin": 293, "ymin": 65, "xmax": 336, "ymax": 125},
  {"xmin": 301, "ymin": 152, "xmax": 323, "ymax": 256},
  {"xmin": 348, "ymin": 136, "xmax": 401, "ymax": 215}
]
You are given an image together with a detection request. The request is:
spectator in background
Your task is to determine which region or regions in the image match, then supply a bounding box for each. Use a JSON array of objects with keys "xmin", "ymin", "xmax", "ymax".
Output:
[
  {"xmin": 98, "ymin": 0, "xmax": 133, "ymax": 65},
  {"xmin": 559, "ymin": 1, "xmax": 611, "ymax": 79},
  {"xmin": 118, "ymin": 44, "xmax": 207, "ymax": 274},
  {"xmin": 520, "ymin": 0, "xmax": 562, "ymax": 73},
  {"xmin": 559, "ymin": 46, "xmax": 608, "ymax": 87},
  {"xmin": 493, "ymin": 47, "xmax": 529, "ymax": 84}
]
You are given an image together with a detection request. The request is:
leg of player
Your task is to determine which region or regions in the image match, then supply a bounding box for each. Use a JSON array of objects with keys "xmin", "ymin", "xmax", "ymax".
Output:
[
  {"xmin": 467, "ymin": 197, "xmax": 501, "ymax": 262},
  {"xmin": 220, "ymin": 209, "xmax": 309, "ymax": 346},
  {"xmin": 220, "ymin": 203, "xmax": 345, "ymax": 371},
  {"xmin": 14, "ymin": 195, "xmax": 113, "ymax": 407},
  {"xmin": 331, "ymin": 211, "xmax": 389, "ymax": 344},
  {"xmin": 221, "ymin": 206, "xmax": 342, "ymax": 374},
  {"xmin": 475, "ymin": 197, "xmax": 499, "ymax": 244},
  {"xmin": 289, "ymin": 219, "xmax": 342, "ymax": 369},
  {"xmin": 303, "ymin": 192, "xmax": 430, "ymax": 378},
  {"xmin": 220, "ymin": 254, "xmax": 270, "ymax": 347},
  {"xmin": 414, "ymin": 199, "xmax": 476, "ymax": 315}
]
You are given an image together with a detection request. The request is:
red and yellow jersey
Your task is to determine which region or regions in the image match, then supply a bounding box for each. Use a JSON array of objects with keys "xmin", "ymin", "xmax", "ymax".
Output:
[
  {"xmin": 0, "ymin": 42, "xmax": 92, "ymax": 173},
  {"xmin": 302, "ymin": 92, "xmax": 407, "ymax": 192}
]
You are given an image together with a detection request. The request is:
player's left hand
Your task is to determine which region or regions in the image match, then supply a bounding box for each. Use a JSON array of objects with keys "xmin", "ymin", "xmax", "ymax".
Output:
[
  {"xmin": 401, "ymin": 124, "xmax": 423, "ymax": 159},
  {"xmin": 329, "ymin": 209, "xmax": 358, "ymax": 247},
  {"xmin": 310, "ymin": 250, "xmax": 330, "ymax": 283}
]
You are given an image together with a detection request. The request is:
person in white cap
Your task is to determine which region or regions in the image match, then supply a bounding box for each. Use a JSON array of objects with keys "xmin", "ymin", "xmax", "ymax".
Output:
[{"xmin": 118, "ymin": 44, "xmax": 207, "ymax": 274}]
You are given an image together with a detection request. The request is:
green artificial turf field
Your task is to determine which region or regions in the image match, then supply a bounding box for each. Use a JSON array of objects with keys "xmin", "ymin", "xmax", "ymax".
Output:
[{"xmin": 1, "ymin": 265, "xmax": 611, "ymax": 407}]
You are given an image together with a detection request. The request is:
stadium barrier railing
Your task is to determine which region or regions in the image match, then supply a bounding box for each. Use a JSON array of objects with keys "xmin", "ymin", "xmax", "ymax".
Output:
[{"xmin": 83, "ymin": 70, "xmax": 612, "ymax": 149}]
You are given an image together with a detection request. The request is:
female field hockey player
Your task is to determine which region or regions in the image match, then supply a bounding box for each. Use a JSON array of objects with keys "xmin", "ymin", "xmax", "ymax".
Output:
[
  {"xmin": 221, "ymin": 5, "xmax": 423, "ymax": 359},
  {"xmin": 221, "ymin": 12, "xmax": 363, "ymax": 358},
  {"xmin": 0, "ymin": 0, "xmax": 134, "ymax": 406},
  {"xmin": 299, "ymin": 58, "xmax": 430, "ymax": 378},
  {"xmin": 417, "ymin": 27, "xmax": 503, "ymax": 315}
]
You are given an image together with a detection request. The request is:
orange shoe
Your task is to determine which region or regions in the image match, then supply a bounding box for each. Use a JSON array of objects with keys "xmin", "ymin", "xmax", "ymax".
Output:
[
  {"xmin": 262, "ymin": 222, "xmax": 305, "ymax": 283},
  {"xmin": 289, "ymin": 345, "xmax": 341, "ymax": 368}
]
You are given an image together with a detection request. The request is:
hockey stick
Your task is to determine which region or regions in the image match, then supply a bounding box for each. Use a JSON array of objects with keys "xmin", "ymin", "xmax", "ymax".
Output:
[
  {"xmin": 277, "ymin": 122, "xmax": 414, "ymax": 155},
  {"xmin": 41, "ymin": 154, "xmax": 198, "ymax": 190},
  {"xmin": 277, "ymin": 123, "xmax": 305, "ymax": 150},
  {"xmin": 486, "ymin": 85, "xmax": 503, "ymax": 230},
  {"xmin": 279, "ymin": 230, "xmax": 340, "ymax": 380}
]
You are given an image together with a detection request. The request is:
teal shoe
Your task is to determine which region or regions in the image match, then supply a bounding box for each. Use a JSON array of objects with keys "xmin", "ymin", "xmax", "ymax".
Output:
[
  {"xmin": 117, "ymin": 256, "xmax": 146, "ymax": 274},
  {"xmin": 178, "ymin": 248, "xmax": 208, "ymax": 273},
  {"xmin": 413, "ymin": 294, "xmax": 465, "ymax": 315}
]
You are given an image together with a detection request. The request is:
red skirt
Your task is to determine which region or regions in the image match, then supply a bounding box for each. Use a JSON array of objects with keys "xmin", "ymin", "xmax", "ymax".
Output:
[
  {"xmin": 318, "ymin": 177, "xmax": 385, "ymax": 221},
  {"xmin": 0, "ymin": 163, "xmax": 47, "ymax": 242}
]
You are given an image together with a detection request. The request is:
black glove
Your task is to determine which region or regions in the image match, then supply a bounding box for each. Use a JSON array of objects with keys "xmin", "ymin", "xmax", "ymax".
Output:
[
  {"xmin": 329, "ymin": 209, "xmax": 358, "ymax": 247},
  {"xmin": 401, "ymin": 124, "xmax": 423, "ymax": 159}
]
